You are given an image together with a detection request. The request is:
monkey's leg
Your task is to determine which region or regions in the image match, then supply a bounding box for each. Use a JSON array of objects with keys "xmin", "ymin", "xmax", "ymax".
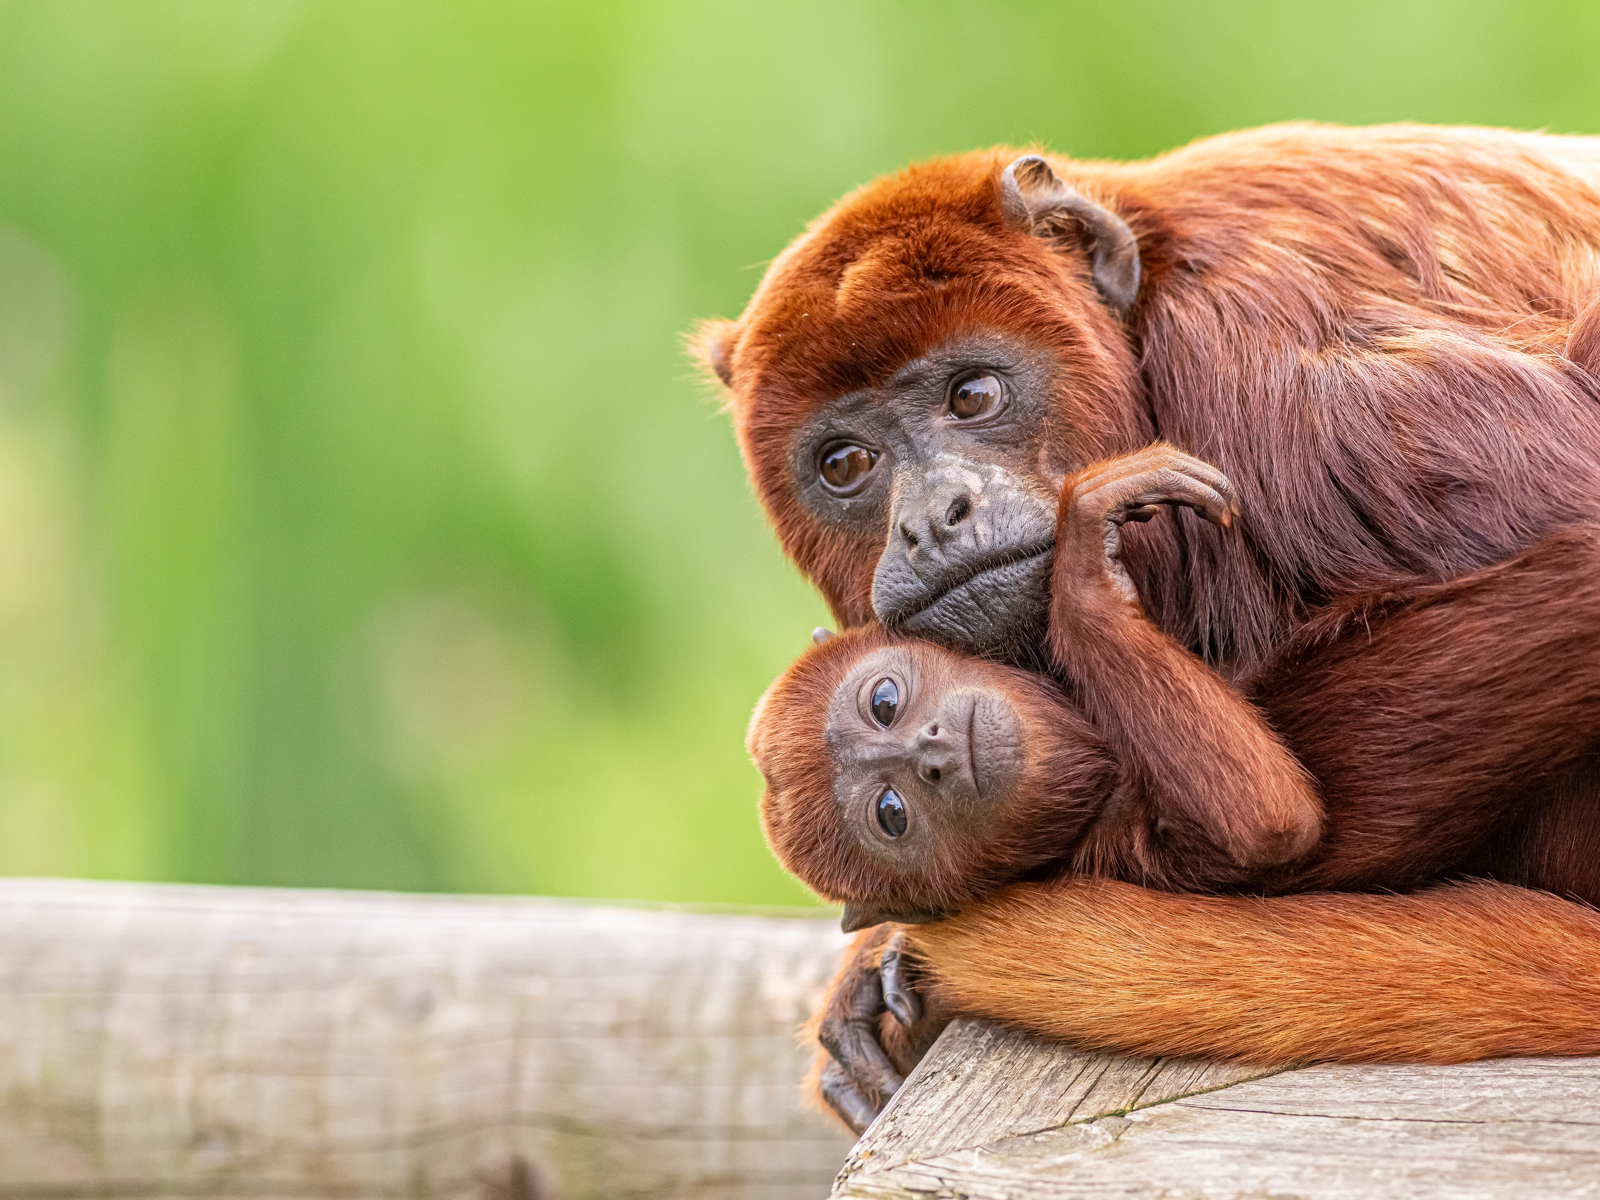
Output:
[
  {"xmin": 911, "ymin": 876, "xmax": 1600, "ymax": 1065},
  {"xmin": 1051, "ymin": 444, "xmax": 1324, "ymax": 881},
  {"xmin": 1254, "ymin": 524, "xmax": 1600, "ymax": 895}
]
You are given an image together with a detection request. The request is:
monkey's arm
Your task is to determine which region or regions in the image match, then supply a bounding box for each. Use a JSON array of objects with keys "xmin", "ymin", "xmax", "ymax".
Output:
[
  {"xmin": 911, "ymin": 876, "xmax": 1600, "ymax": 1065},
  {"xmin": 1050, "ymin": 444, "xmax": 1323, "ymax": 880}
]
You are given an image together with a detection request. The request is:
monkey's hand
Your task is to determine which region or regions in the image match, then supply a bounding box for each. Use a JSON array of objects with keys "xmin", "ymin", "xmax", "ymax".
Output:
[
  {"xmin": 1057, "ymin": 442, "xmax": 1239, "ymax": 612},
  {"xmin": 807, "ymin": 927, "xmax": 951, "ymax": 1134}
]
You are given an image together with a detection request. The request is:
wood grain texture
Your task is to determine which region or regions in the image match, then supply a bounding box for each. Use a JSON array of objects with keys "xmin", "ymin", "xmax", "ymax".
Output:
[
  {"xmin": 0, "ymin": 878, "xmax": 854, "ymax": 1199},
  {"xmin": 837, "ymin": 1019, "xmax": 1600, "ymax": 1199}
]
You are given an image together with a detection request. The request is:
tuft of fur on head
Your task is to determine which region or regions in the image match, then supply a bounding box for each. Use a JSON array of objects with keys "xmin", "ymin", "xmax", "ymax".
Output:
[{"xmin": 749, "ymin": 626, "xmax": 1119, "ymax": 916}]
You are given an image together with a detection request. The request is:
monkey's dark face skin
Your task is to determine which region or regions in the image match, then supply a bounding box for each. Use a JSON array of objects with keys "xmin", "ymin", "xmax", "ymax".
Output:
[
  {"xmin": 789, "ymin": 333, "xmax": 1069, "ymax": 658},
  {"xmin": 823, "ymin": 641, "xmax": 1031, "ymax": 930},
  {"xmin": 751, "ymin": 626, "xmax": 1119, "ymax": 931}
]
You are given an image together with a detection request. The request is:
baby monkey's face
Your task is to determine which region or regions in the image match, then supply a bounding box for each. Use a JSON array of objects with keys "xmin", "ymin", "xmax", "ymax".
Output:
[
  {"xmin": 825, "ymin": 641, "xmax": 1031, "ymax": 923},
  {"xmin": 751, "ymin": 627, "xmax": 1113, "ymax": 932}
]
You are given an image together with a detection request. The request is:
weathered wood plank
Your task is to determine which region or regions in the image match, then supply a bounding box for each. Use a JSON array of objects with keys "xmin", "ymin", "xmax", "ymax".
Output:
[
  {"xmin": 0, "ymin": 878, "xmax": 855, "ymax": 1199},
  {"xmin": 839, "ymin": 1019, "xmax": 1278, "ymax": 1186},
  {"xmin": 837, "ymin": 1020, "xmax": 1600, "ymax": 1199}
]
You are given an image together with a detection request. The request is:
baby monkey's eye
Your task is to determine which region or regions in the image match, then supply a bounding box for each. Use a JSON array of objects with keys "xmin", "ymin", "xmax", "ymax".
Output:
[
  {"xmin": 870, "ymin": 678, "xmax": 899, "ymax": 726},
  {"xmin": 877, "ymin": 789, "xmax": 908, "ymax": 838}
]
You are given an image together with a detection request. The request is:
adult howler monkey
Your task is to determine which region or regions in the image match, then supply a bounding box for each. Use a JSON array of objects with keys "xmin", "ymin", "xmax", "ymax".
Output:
[{"xmin": 696, "ymin": 124, "xmax": 1600, "ymax": 1128}]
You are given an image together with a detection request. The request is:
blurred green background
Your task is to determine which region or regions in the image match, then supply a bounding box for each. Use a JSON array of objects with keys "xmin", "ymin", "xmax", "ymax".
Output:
[{"xmin": 0, "ymin": 1, "xmax": 1596, "ymax": 905}]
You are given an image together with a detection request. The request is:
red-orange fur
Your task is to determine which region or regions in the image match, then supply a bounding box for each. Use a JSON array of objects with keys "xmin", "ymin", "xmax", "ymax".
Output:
[
  {"xmin": 1249, "ymin": 526, "xmax": 1600, "ymax": 898},
  {"xmin": 915, "ymin": 877, "xmax": 1600, "ymax": 1065},
  {"xmin": 706, "ymin": 124, "xmax": 1600, "ymax": 1093},
  {"xmin": 751, "ymin": 626, "xmax": 1117, "ymax": 916}
]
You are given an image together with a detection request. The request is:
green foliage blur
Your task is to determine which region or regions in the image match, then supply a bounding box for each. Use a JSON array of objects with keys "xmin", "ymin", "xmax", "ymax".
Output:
[{"xmin": 0, "ymin": 1, "xmax": 1596, "ymax": 904}]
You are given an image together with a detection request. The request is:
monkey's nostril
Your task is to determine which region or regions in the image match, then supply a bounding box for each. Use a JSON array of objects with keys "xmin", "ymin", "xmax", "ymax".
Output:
[
  {"xmin": 945, "ymin": 495, "xmax": 971, "ymax": 526},
  {"xmin": 928, "ymin": 767, "xmax": 941, "ymax": 782}
]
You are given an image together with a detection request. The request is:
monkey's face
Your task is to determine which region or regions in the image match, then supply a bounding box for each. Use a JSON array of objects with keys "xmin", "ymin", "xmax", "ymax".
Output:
[
  {"xmin": 700, "ymin": 150, "xmax": 1150, "ymax": 659},
  {"xmin": 750, "ymin": 627, "xmax": 1116, "ymax": 930},
  {"xmin": 788, "ymin": 334, "xmax": 1067, "ymax": 660},
  {"xmin": 822, "ymin": 639, "xmax": 1035, "ymax": 928}
]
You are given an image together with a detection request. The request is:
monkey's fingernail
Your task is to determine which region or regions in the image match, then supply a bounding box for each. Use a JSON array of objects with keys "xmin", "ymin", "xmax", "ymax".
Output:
[
  {"xmin": 885, "ymin": 987, "xmax": 922, "ymax": 1027},
  {"xmin": 881, "ymin": 937, "xmax": 924, "ymax": 1026},
  {"xmin": 819, "ymin": 1061, "xmax": 879, "ymax": 1134}
]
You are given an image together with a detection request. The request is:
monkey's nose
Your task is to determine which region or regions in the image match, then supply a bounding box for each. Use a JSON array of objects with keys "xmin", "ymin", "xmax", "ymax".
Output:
[
  {"xmin": 893, "ymin": 485, "xmax": 975, "ymax": 559},
  {"xmin": 924, "ymin": 489, "xmax": 974, "ymax": 547},
  {"xmin": 914, "ymin": 722, "xmax": 954, "ymax": 783}
]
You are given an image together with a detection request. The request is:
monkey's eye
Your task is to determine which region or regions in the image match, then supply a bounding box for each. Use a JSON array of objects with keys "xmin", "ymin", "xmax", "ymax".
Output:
[
  {"xmin": 870, "ymin": 678, "xmax": 899, "ymax": 726},
  {"xmin": 818, "ymin": 442, "xmax": 879, "ymax": 493},
  {"xmin": 949, "ymin": 373, "xmax": 1004, "ymax": 420},
  {"xmin": 876, "ymin": 789, "xmax": 908, "ymax": 838}
]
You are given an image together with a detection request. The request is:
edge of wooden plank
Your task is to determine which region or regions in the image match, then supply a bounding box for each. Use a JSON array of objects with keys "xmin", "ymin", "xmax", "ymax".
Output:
[
  {"xmin": 835, "ymin": 1018, "xmax": 1288, "ymax": 1191},
  {"xmin": 837, "ymin": 1056, "xmax": 1600, "ymax": 1200}
]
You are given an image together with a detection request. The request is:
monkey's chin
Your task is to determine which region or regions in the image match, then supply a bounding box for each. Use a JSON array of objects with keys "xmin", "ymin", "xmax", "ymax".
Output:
[{"xmin": 896, "ymin": 550, "xmax": 1053, "ymax": 660}]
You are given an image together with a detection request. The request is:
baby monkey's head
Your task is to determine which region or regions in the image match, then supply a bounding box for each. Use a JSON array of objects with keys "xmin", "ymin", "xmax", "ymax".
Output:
[{"xmin": 749, "ymin": 626, "xmax": 1116, "ymax": 931}]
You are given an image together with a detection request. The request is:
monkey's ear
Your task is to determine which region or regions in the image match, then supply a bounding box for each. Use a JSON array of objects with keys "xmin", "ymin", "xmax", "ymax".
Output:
[
  {"xmin": 840, "ymin": 903, "xmax": 890, "ymax": 932},
  {"xmin": 812, "ymin": 627, "xmax": 835, "ymax": 645},
  {"xmin": 840, "ymin": 902, "xmax": 947, "ymax": 933},
  {"xmin": 689, "ymin": 318, "xmax": 738, "ymax": 388},
  {"xmin": 1001, "ymin": 154, "xmax": 1141, "ymax": 316}
]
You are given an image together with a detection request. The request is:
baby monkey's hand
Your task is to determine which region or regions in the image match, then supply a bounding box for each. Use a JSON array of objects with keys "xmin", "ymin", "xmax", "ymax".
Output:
[{"xmin": 1058, "ymin": 443, "xmax": 1239, "ymax": 611}]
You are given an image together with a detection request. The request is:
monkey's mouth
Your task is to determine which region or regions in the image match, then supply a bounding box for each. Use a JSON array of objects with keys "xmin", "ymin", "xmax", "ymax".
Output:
[{"xmin": 891, "ymin": 542, "xmax": 1054, "ymax": 638}]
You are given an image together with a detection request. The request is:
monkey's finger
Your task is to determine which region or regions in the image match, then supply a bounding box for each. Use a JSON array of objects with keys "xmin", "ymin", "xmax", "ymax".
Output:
[
  {"xmin": 1119, "ymin": 469, "xmax": 1237, "ymax": 528},
  {"xmin": 1067, "ymin": 444, "xmax": 1177, "ymax": 493},
  {"xmin": 818, "ymin": 1060, "xmax": 882, "ymax": 1135},
  {"xmin": 817, "ymin": 1014, "xmax": 904, "ymax": 1100},
  {"xmin": 817, "ymin": 967, "xmax": 906, "ymax": 1100},
  {"xmin": 1075, "ymin": 447, "xmax": 1240, "ymax": 522},
  {"xmin": 1116, "ymin": 504, "xmax": 1162, "ymax": 524},
  {"xmin": 1149, "ymin": 449, "xmax": 1239, "ymax": 512},
  {"xmin": 881, "ymin": 933, "xmax": 924, "ymax": 1027}
]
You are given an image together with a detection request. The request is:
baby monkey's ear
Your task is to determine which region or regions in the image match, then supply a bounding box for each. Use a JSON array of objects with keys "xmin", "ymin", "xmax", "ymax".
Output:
[
  {"xmin": 812, "ymin": 627, "xmax": 836, "ymax": 645},
  {"xmin": 841, "ymin": 901, "xmax": 949, "ymax": 933}
]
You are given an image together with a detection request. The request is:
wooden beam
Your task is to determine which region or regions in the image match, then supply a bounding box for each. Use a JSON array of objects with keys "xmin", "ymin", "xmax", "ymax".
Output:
[
  {"xmin": 0, "ymin": 878, "xmax": 854, "ymax": 1199},
  {"xmin": 838, "ymin": 1018, "xmax": 1600, "ymax": 1199}
]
